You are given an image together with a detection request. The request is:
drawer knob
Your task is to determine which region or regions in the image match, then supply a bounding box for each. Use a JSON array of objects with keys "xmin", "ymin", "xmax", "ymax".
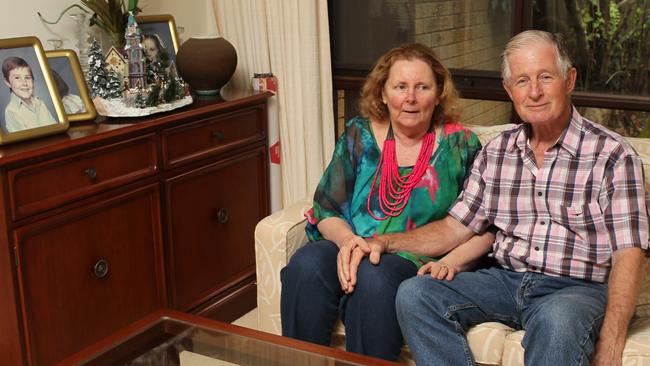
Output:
[
  {"xmin": 93, "ymin": 259, "xmax": 109, "ymax": 279},
  {"xmin": 84, "ymin": 167, "xmax": 98, "ymax": 182},
  {"xmin": 212, "ymin": 129, "xmax": 224, "ymax": 142},
  {"xmin": 216, "ymin": 208, "xmax": 230, "ymax": 224}
]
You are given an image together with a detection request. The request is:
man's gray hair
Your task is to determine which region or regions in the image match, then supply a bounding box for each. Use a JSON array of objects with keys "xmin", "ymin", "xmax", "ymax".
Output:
[{"xmin": 501, "ymin": 30, "xmax": 573, "ymax": 83}]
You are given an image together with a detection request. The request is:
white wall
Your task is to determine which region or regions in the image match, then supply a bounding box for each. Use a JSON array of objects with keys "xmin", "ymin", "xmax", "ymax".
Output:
[{"xmin": 0, "ymin": 0, "xmax": 213, "ymax": 52}]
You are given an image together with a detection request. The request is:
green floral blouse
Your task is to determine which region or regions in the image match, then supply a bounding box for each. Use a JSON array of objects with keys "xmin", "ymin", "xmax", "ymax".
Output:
[{"xmin": 305, "ymin": 116, "xmax": 482, "ymax": 268}]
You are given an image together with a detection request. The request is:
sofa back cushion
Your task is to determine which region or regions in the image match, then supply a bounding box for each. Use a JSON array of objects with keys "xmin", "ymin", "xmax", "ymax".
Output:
[{"xmin": 469, "ymin": 124, "xmax": 650, "ymax": 318}]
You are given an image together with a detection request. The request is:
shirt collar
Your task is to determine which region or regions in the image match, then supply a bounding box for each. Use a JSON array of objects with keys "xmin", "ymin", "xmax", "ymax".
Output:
[
  {"xmin": 510, "ymin": 106, "xmax": 582, "ymax": 157},
  {"xmin": 9, "ymin": 92, "xmax": 34, "ymax": 110}
]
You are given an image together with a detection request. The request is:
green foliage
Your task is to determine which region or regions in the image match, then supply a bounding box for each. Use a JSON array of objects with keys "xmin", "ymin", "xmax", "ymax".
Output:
[
  {"xmin": 568, "ymin": 0, "xmax": 649, "ymax": 136},
  {"xmin": 574, "ymin": 0, "xmax": 648, "ymax": 95}
]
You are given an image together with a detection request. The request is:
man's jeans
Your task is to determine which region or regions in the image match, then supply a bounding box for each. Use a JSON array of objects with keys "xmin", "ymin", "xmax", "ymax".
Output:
[{"xmin": 396, "ymin": 266, "xmax": 607, "ymax": 366}]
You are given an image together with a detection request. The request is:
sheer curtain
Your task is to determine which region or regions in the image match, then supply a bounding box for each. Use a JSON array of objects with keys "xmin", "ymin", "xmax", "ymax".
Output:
[{"xmin": 211, "ymin": 0, "xmax": 334, "ymax": 210}]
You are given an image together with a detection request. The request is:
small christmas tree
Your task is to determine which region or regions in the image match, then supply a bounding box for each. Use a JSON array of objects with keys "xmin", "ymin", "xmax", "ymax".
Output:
[
  {"xmin": 87, "ymin": 39, "xmax": 109, "ymax": 98},
  {"xmin": 105, "ymin": 70, "xmax": 123, "ymax": 99},
  {"xmin": 176, "ymin": 78, "xmax": 186, "ymax": 100},
  {"xmin": 163, "ymin": 77, "xmax": 179, "ymax": 103},
  {"xmin": 146, "ymin": 84, "xmax": 161, "ymax": 107},
  {"xmin": 134, "ymin": 88, "xmax": 147, "ymax": 108}
]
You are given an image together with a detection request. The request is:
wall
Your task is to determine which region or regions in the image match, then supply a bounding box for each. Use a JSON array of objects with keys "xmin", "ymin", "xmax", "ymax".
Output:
[{"xmin": 0, "ymin": 0, "xmax": 213, "ymax": 53}]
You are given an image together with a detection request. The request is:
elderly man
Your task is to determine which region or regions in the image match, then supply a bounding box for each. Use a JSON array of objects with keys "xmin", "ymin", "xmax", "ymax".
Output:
[{"xmin": 345, "ymin": 30, "xmax": 648, "ymax": 365}]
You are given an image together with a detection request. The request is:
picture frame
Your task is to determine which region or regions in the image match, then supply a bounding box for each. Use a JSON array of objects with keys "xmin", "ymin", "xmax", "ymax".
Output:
[
  {"xmin": 45, "ymin": 49, "xmax": 97, "ymax": 122},
  {"xmin": 0, "ymin": 36, "xmax": 68, "ymax": 145},
  {"xmin": 137, "ymin": 14, "xmax": 180, "ymax": 67}
]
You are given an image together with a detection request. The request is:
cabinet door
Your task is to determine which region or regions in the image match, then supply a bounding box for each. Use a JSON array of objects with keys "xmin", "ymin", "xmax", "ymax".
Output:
[
  {"xmin": 14, "ymin": 184, "xmax": 166, "ymax": 366},
  {"xmin": 165, "ymin": 146, "xmax": 268, "ymax": 311}
]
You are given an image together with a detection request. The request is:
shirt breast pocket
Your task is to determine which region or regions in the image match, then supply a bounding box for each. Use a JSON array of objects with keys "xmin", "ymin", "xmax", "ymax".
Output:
[{"xmin": 548, "ymin": 202, "xmax": 610, "ymax": 259}]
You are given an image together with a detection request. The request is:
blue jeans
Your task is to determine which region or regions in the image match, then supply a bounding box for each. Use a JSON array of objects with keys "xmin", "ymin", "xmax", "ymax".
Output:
[
  {"xmin": 396, "ymin": 266, "xmax": 607, "ymax": 366},
  {"xmin": 280, "ymin": 240, "xmax": 417, "ymax": 361}
]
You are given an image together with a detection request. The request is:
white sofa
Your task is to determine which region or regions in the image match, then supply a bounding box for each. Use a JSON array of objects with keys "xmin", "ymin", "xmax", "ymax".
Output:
[{"xmin": 254, "ymin": 124, "xmax": 650, "ymax": 365}]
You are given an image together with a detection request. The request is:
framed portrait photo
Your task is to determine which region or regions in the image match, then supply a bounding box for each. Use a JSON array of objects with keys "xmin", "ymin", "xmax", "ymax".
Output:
[
  {"xmin": 46, "ymin": 49, "xmax": 96, "ymax": 122},
  {"xmin": 137, "ymin": 14, "xmax": 180, "ymax": 67},
  {"xmin": 0, "ymin": 36, "xmax": 68, "ymax": 145}
]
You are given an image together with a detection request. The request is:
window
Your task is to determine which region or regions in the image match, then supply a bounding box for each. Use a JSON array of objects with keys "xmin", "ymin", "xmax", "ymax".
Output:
[{"xmin": 330, "ymin": 0, "xmax": 650, "ymax": 136}]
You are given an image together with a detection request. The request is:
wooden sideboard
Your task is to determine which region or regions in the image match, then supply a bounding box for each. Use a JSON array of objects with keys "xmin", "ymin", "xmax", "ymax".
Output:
[{"xmin": 0, "ymin": 90, "xmax": 271, "ymax": 365}]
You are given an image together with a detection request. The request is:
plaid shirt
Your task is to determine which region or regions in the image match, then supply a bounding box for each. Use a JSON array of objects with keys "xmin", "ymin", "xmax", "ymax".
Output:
[{"xmin": 450, "ymin": 108, "xmax": 649, "ymax": 283}]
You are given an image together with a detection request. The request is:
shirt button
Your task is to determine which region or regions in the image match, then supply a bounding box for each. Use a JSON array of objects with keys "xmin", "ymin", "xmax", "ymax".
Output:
[
  {"xmin": 537, "ymin": 192, "xmax": 543, "ymax": 197},
  {"xmin": 531, "ymin": 266, "xmax": 538, "ymax": 271},
  {"xmin": 540, "ymin": 221, "xmax": 546, "ymax": 225},
  {"xmin": 534, "ymin": 246, "xmax": 540, "ymax": 251}
]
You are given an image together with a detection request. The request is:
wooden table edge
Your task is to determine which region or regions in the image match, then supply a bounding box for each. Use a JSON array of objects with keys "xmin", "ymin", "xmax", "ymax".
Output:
[{"xmin": 56, "ymin": 308, "xmax": 402, "ymax": 366}]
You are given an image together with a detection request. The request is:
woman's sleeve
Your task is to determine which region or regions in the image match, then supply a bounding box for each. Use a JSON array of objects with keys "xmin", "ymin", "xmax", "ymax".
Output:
[
  {"xmin": 457, "ymin": 129, "xmax": 482, "ymax": 187},
  {"xmin": 305, "ymin": 121, "xmax": 360, "ymax": 241}
]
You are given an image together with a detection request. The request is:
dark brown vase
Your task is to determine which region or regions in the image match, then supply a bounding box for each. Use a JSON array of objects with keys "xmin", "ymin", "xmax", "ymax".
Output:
[{"xmin": 176, "ymin": 36, "xmax": 238, "ymax": 96}]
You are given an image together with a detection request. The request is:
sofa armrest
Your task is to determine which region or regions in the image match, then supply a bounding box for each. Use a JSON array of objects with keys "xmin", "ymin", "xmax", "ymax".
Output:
[{"xmin": 254, "ymin": 197, "xmax": 312, "ymax": 334}]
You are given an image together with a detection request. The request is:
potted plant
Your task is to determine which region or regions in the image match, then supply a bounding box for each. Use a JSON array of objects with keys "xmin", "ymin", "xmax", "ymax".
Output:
[{"xmin": 38, "ymin": 0, "xmax": 141, "ymax": 48}]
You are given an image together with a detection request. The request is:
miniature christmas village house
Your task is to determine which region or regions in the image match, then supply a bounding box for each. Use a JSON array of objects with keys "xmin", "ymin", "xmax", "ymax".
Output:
[{"xmin": 104, "ymin": 46, "xmax": 127, "ymax": 79}]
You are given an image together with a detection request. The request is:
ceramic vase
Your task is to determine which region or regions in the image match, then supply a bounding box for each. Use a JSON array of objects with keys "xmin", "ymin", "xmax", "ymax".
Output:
[{"xmin": 175, "ymin": 36, "xmax": 238, "ymax": 96}]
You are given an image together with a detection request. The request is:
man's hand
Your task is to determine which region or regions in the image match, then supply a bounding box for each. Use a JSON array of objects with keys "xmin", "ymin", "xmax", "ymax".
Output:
[
  {"xmin": 336, "ymin": 235, "xmax": 370, "ymax": 293},
  {"xmin": 591, "ymin": 340, "xmax": 623, "ymax": 366},
  {"xmin": 362, "ymin": 235, "xmax": 388, "ymax": 264},
  {"xmin": 591, "ymin": 247, "xmax": 647, "ymax": 366}
]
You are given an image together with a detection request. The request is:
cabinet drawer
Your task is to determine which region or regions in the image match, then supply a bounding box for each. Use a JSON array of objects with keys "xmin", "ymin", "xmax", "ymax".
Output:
[
  {"xmin": 165, "ymin": 147, "xmax": 268, "ymax": 310},
  {"xmin": 14, "ymin": 184, "xmax": 165, "ymax": 365},
  {"xmin": 162, "ymin": 106, "xmax": 265, "ymax": 168},
  {"xmin": 8, "ymin": 134, "xmax": 158, "ymax": 220}
]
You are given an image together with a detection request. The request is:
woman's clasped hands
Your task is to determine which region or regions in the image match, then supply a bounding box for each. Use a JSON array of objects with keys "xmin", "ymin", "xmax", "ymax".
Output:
[{"xmin": 337, "ymin": 234, "xmax": 369, "ymax": 294}]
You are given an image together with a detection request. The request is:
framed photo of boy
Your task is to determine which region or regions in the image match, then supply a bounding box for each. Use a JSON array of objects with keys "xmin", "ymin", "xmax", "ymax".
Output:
[
  {"xmin": 0, "ymin": 36, "xmax": 67, "ymax": 145},
  {"xmin": 45, "ymin": 49, "xmax": 96, "ymax": 122},
  {"xmin": 137, "ymin": 14, "xmax": 180, "ymax": 67}
]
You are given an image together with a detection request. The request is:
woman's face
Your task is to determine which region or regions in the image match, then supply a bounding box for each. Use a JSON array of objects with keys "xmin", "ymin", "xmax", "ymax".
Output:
[
  {"xmin": 4, "ymin": 67, "xmax": 34, "ymax": 102},
  {"xmin": 143, "ymin": 38, "xmax": 159, "ymax": 60},
  {"xmin": 381, "ymin": 59, "xmax": 439, "ymax": 132}
]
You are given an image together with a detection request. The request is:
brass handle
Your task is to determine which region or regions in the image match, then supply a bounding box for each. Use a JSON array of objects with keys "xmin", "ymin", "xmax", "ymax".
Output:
[
  {"xmin": 212, "ymin": 129, "xmax": 224, "ymax": 142},
  {"xmin": 84, "ymin": 167, "xmax": 97, "ymax": 182},
  {"xmin": 216, "ymin": 208, "xmax": 230, "ymax": 224},
  {"xmin": 93, "ymin": 259, "xmax": 109, "ymax": 279}
]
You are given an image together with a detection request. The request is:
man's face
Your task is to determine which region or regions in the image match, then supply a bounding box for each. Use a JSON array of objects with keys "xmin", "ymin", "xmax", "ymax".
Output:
[{"xmin": 503, "ymin": 43, "xmax": 576, "ymax": 126}]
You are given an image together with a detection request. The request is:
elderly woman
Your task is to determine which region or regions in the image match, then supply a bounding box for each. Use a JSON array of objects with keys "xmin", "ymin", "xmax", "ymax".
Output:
[{"xmin": 280, "ymin": 43, "xmax": 488, "ymax": 361}]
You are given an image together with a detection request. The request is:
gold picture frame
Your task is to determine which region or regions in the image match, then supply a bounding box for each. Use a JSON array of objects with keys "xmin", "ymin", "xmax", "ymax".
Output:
[
  {"xmin": 0, "ymin": 36, "xmax": 68, "ymax": 145},
  {"xmin": 137, "ymin": 14, "xmax": 180, "ymax": 65},
  {"xmin": 45, "ymin": 49, "xmax": 97, "ymax": 122}
]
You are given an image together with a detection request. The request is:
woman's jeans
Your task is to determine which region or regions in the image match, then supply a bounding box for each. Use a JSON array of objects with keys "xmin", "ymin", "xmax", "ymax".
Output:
[
  {"xmin": 396, "ymin": 266, "xmax": 608, "ymax": 366},
  {"xmin": 280, "ymin": 240, "xmax": 417, "ymax": 361}
]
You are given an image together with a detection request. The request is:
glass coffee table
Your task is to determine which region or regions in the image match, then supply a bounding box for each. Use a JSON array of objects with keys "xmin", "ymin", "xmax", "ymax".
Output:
[{"xmin": 58, "ymin": 309, "xmax": 400, "ymax": 366}]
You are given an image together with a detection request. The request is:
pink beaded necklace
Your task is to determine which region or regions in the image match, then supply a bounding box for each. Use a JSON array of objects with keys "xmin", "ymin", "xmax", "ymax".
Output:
[{"xmin": 367, "ymin": 122, "xmax": 437, "ymax": 220}]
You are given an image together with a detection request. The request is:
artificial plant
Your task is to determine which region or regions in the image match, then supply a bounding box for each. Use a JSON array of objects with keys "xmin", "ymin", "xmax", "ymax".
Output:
[{"xmin": 38, "ymin": 0, "xmax": 141, "ymax": 48}]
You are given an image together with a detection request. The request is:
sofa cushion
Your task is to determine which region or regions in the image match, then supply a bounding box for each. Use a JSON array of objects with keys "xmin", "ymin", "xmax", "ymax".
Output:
[{"xmin": 467, "ymin": 322, "xmax": 516, "ymax": 365}]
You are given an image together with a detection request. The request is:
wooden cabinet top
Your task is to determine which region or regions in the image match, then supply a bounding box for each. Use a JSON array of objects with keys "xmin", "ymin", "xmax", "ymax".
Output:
[{"xmin": 0, "ymin": 90, "xmax": 272, "ymax": 167}]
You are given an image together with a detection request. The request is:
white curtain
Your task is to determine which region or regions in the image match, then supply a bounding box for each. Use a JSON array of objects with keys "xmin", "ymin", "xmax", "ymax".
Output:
[{"xmin": 211, "ymin": 0, "xmax": 335, "ymax": 210}]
